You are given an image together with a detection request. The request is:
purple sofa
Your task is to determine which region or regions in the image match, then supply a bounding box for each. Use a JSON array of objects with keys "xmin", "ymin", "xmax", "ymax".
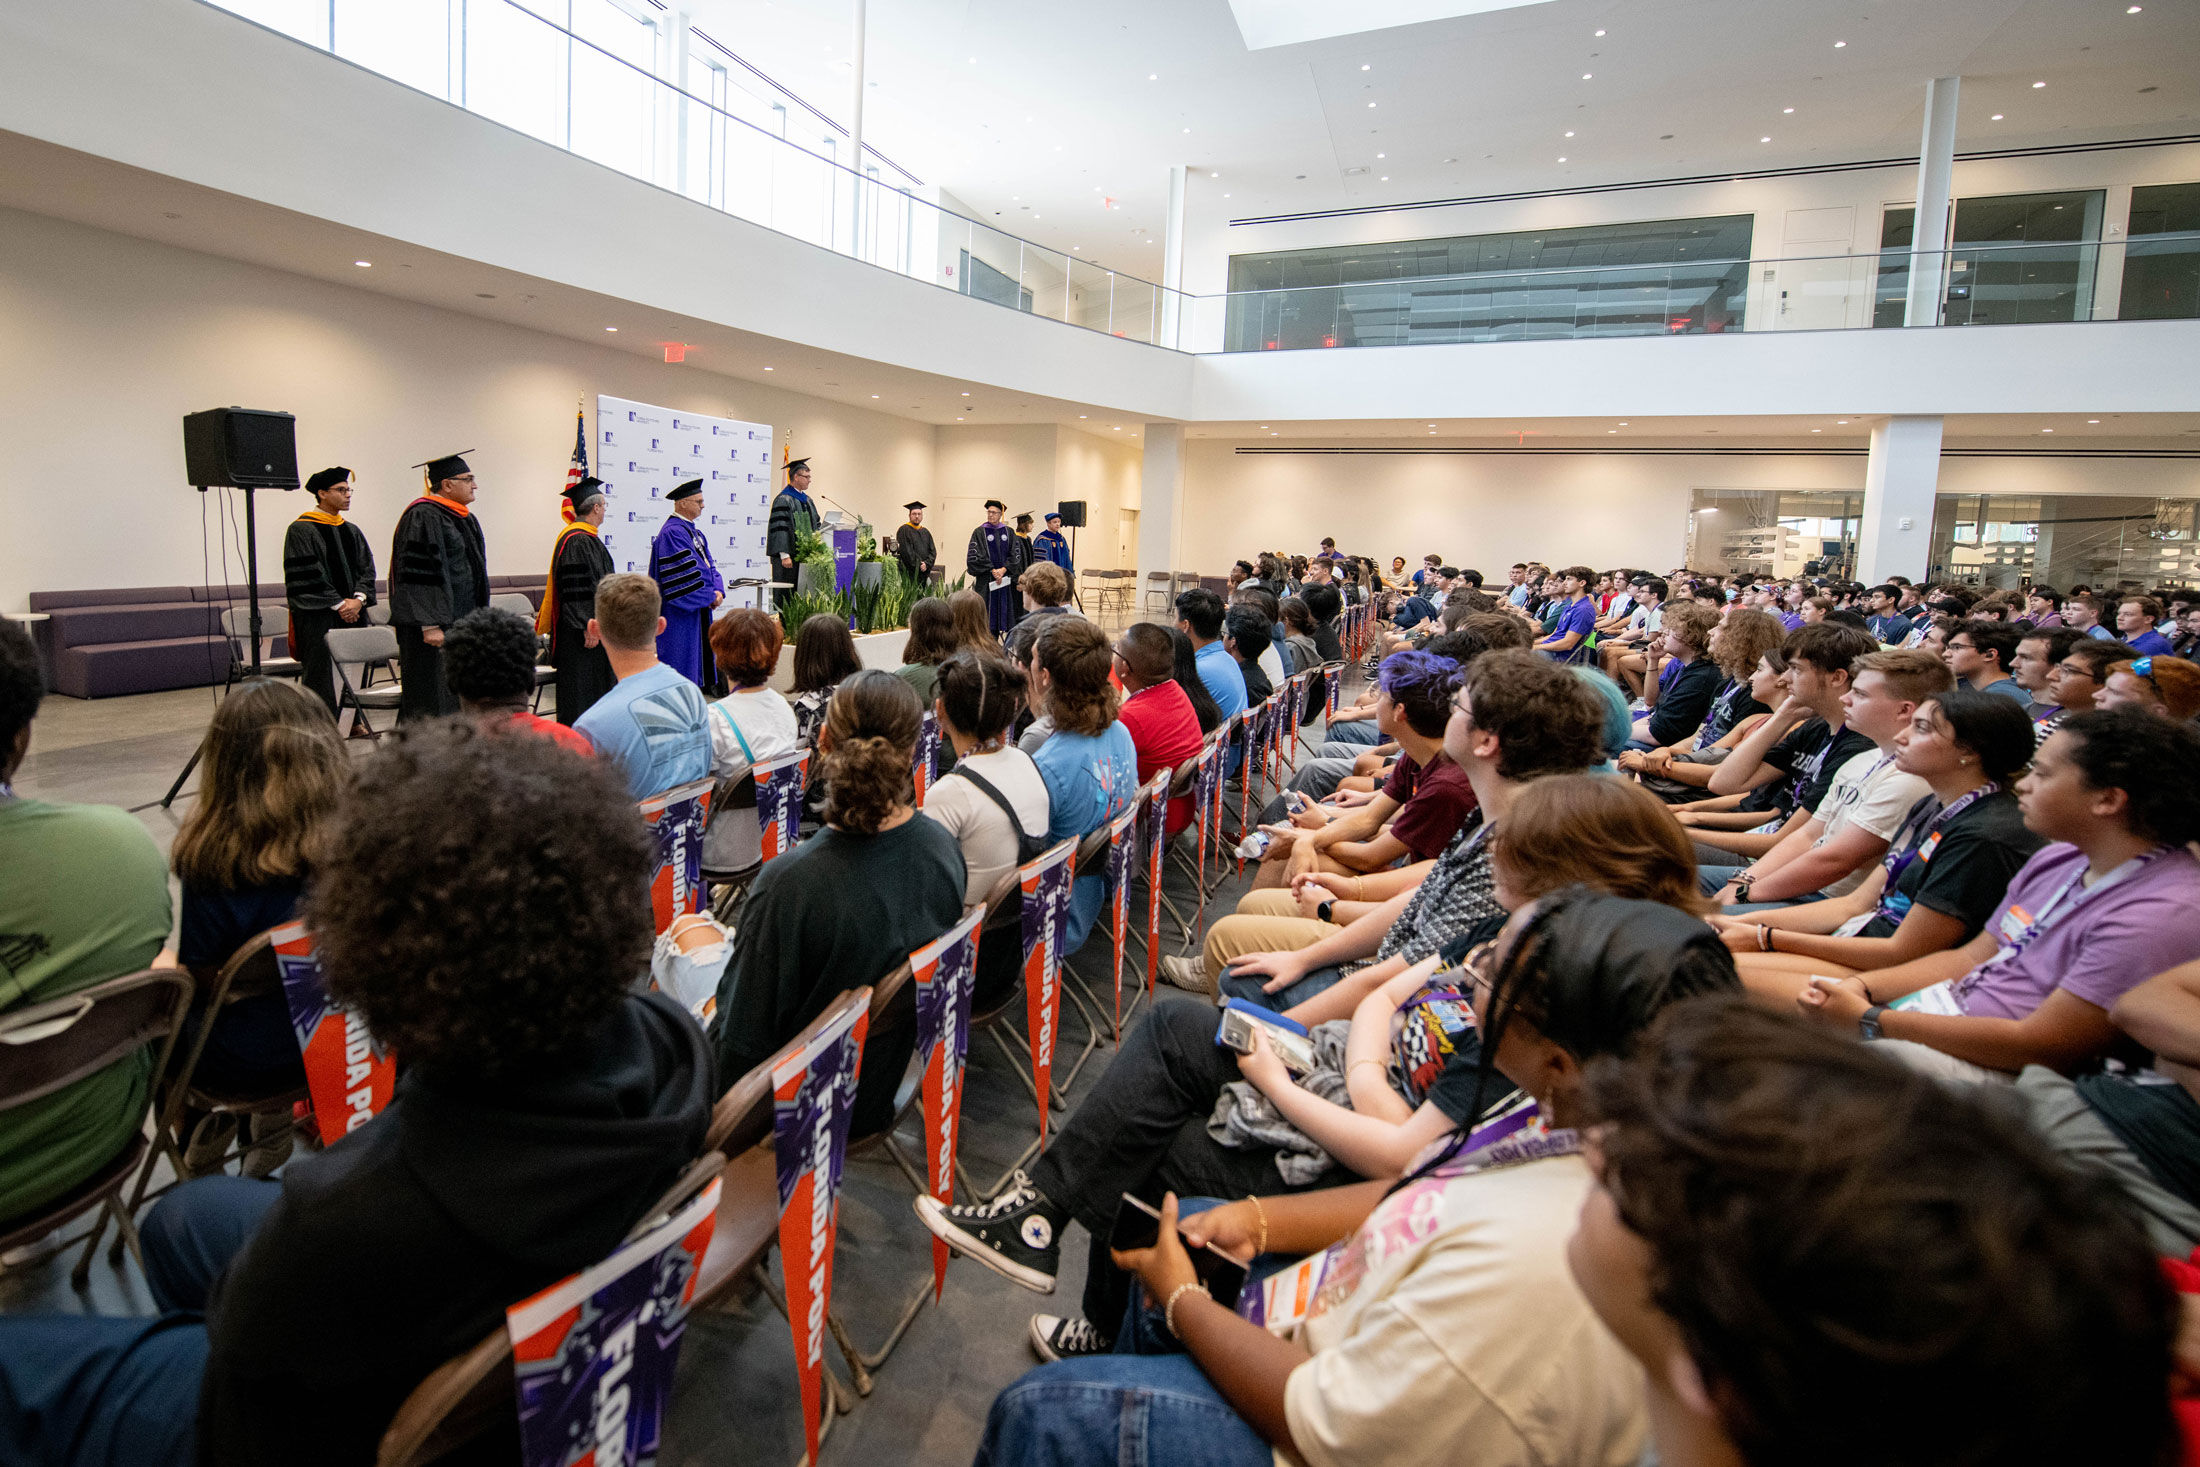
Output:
[{"xmin": 27, "ymin": 579, "xmax": 545, "ymax": 698}]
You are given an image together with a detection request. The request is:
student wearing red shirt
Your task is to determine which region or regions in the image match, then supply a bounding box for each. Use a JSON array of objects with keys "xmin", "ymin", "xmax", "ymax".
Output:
[
  {"xmin": 443, "ymin": 607, "xmax": 595, "ymax": 757},
  {"xmin": 1111, "ymin": 623, "xmax": 1204, "ymax": 835}
]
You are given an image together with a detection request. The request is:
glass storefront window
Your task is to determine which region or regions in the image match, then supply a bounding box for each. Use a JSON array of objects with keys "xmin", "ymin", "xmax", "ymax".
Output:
[
  {"xmin": 1875, "ymin": 190, "xmax": 2105, "ymax": 327},
  {"xmin": 1224, "ymin": 215, "xmax": 1754, "ymax": 352},
  {"xmin": 2120, "ymin": 182, "xmax": 2200, "ymax": 321}
]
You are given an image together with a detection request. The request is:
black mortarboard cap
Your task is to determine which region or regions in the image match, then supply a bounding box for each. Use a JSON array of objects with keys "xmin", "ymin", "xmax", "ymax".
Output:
[
  {"xmin": 983, "ymin": 498, "xmax": 1006, "ymax": 511},
  {"xmin": 413, "ymin": 451, "xmax": 474, "ymax": 483},
  {"xmin": 786, "ymin": 458, "xmax": 812, "ymax": 476},
  {"xmin": 668, "ymin": 478, "xmax": 704, "ymax": 501},
  {"xmin": 566, "ymin": 475, "xmax": 607, "ymax": 508},
  {"xmin": 903, "ymin": 501, "xmax": 926, "ymax": 512}
]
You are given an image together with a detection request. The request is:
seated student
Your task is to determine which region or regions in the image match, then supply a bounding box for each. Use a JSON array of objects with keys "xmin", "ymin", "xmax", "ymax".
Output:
[
  {"xmin": 1597, "ymin": 576, "xmax": 1666, "ymax": 696},
  {"xmin": 1702, "ymin": 649, "xmax": 1948, "ymax": 906},
  {"xmin": 1177, "ymin": 587, "xmax": 1246, "ymax": 723},
  {"xmin": 1175, "ymin": 650, "xmax": 1603, "ymax": 1011},
  {"xmin": 1616, "ymin": 609, "xmax": 1783, "ymax": 793},
  {"xmin": 1574, "ymin": 997, "xmax": 2177, "ymax": 1467},
  {"xmin": 1677, "ymin": 623, "xmax": 1878, "ymax": 858},
  {"xmin": 442, "ymin": 606, "xmax": 592, "ymax": 753},
  {"xmin": 2175, "ymin": 604, "xmax": 2200, "ymax": 661},
  {"xmin": 1232, "ymin": 585, "xmax": 1289, "ymax": 685},
  {"xmin": 788, "ymin": 611, "xmax": 863, "ymax": 753},
  {"xmin": 1946, "ymin": 618, "xmax": 2031, "ymax": 707},
  {"xmin": 1225, "ymin": 602, "xmax": 1275, "ymax": 709},
  {"xmin": 1244, "ymin": 649, "xmax": 1471, "ymax": 895},
  {"xmin": 574, "ymin": 573, "xmax": 711, "ymax": 799},
  {"xmin": 1716, "ymin": 688, "xmax": 2042, "ymax": 976},
  {"xmin": 949, "ymin": 586, "xmax": 998, "ymax": 652},
  {"xmin": 0, "ymin": 621, "xmax": 171, "ymax": 1232},
  {"xmin": 1533, "ymin": 565, "xmax": 1599, "ymax": 664},
  {"xmin": 895, "ymin": 595, "xmax": 958, "ymax": 706},
  {"xmin": 925, "ymin": 649, "xmax": 1051, "ymax": 907},
  {"xmin": 2042, "ymin": 633, "xmax": 2125, "ymax": 731},
  {"xmin": 1790, "ymin": 707, "xmax": 2200, "ymax": 1082},
  {"xmin": 0, "ymin": 722, "xmax": 714, "ymax": 1467},
  {"xmin": 1301, "ymin": 583, "xmax": 1346, "ymax": 665},
  {"xmin": 1863, "ymin": 582, "xmax": 1916, "ymax": 644},
  {"xmin": 699, "ymin": 608, "xmax": 800, "ymax": 921},
  {"xmin": 2012, "ymin": 625, "xmax": 2084, "ymax": 741},
  {"xmin": 162, "ymin": 678, "xmax": 348, "ymax": 1177},
  {"xmin": 1278, "ymin": 598, "xmax": 1323, "ymax": 691},
  {"xmin": 1019, "ymin": 561, "xmax": 1078, "ymax": 623},
  {"xmin": 2099, "ymin": 654, "xmax": 2200, "ymax": 722},
  {"xmin": 1026, "ymin": 617, "xmax": 1142, "ymax": 958},
  {"xmin": 2066, "ymin": 591, "xmax": 2118, "ymax": 641},
  {"xmin": 1168, "ymin": 626, "xmax": 1224, "ymax": 739},
  {"xmin": 2119, "ymin": 595, "xmax": 2176, "ymax": 656},
  {"xmin": 1629, "ymin": 601, "xmax": 1722, "ymax": 749},
  {"xmin": 712, "ymin": 671, "xmax": 964, "ymax": 1134},
  {"xmin": 1111, "ymin": 625, "xmax": 1204, "ymax": 837},
  {"xmin": 958, "ymin": 891, "xmax": 1739, "ymax": 1462}
]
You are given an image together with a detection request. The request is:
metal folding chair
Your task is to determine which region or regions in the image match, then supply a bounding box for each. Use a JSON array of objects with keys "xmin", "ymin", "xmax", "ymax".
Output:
[{"xmin": 324, "ymin": 625, "xmax": 404, "ymax": 739}]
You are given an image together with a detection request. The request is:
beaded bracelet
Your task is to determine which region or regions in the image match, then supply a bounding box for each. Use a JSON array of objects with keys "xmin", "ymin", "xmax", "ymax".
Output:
[{"xmin": 1164, "ymin": 1281, "xmax": 1210, "ymax": 1339}]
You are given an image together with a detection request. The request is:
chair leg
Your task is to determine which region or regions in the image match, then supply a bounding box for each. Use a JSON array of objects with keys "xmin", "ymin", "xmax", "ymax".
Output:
[
  {"xmin": 71, "ymin": 1196, "xmax": 116, "ymax": 1289},
  {"xmin": 829, "ymin": 1274, "xmax": 935, "ymax": 1384}
]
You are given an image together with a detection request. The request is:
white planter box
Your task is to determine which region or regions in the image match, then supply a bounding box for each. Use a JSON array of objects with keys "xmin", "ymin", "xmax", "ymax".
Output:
[{"xmin": 768, "ymin": 627, "xmax": 910, "ymax": 693}]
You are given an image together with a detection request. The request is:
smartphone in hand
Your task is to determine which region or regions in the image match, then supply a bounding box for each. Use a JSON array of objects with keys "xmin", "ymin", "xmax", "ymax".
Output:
[{"xmin": 1108, "ymin": 1194, "xmax": 1247, "ymax": 1309}]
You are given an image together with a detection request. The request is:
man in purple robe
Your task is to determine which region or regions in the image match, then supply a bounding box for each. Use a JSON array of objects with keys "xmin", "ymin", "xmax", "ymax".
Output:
[{"xmin": 648, "ymin": 479, "xmax": 723, "ymax": 688}]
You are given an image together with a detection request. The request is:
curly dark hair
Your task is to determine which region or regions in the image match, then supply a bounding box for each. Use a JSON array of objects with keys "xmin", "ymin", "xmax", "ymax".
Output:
[
  {"xmin": 441, "ymin": 607, "xmax": 542, "ymax": 704},
  {"xmin": 1586, "ymin": 996, "xmax": 2175, "ymax": 1467},
  {"xmin": 308, "ymin": 719, "xmax": 653, "ymax": 1080},
  {"xmin": 819, "ymin": 669, "xmax": 921, "ymax": 833}
]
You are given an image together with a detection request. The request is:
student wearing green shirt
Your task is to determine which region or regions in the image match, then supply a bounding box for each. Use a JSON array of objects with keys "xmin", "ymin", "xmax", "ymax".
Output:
[{"xmin": 0, "ymin": 621, "xmax": 172, "ymax": 1226}]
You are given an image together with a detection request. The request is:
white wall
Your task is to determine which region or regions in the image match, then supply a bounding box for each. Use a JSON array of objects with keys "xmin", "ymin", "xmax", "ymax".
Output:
[
  {"xmin": 1176, "ymin": 440, "xmax": 2200, "ymax": 576},
  {"xmin": 0, "ymin": 207, "xmax": 937, "ymax": 607},
  {"xmin": 928, "ymin": 424, "xmax": 1143, "ymax": 578}
]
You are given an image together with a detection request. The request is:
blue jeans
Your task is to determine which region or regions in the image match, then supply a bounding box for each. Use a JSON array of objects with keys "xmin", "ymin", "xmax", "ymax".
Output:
[
  {"xmin": 1219, "ymin": 965, "xmax": 1343, "ymax": 1014},
  {"xmin": 0, "ymin": 1178, "xmax": 280, "ymax": 1467},
  {"xmin": 1321, "ymin": 720, "xmax": 1382, "ymax": 748},
  {"xmin": 973, "ymin": 1353, "xmax": 1271, "ymax": 1467}
]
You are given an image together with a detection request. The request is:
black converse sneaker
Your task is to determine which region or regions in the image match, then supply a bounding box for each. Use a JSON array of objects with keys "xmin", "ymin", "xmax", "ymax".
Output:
[
  {"xmin": 1029, "ymin": 1314, "xmax": 1110, "ymax": 1363},
  {"xmin": 912, "ymin": 1171, "xmax": 1062, "ymax": 1293}
]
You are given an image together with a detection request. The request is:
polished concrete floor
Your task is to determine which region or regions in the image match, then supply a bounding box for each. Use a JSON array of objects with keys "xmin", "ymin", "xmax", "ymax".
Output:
[{"xmin": 2, "ymin": 668, "xmax": 1325, "ymax": 1466}]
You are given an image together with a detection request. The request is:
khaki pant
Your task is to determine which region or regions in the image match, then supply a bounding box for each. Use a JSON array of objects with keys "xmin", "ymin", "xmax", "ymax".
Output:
[{"xmin": 1201, "ymin": 887, "xmax": 1338, "ymax": 981}]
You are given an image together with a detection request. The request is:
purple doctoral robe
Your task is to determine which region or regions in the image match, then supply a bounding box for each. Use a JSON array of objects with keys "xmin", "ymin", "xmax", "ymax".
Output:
[{"xmin": 649, "ymin": 513, "xmax": 723, "ymax": 687}]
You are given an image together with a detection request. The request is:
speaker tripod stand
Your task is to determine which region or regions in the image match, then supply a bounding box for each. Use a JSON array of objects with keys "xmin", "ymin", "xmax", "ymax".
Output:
[{"xmin": 162, "ymin": 482, "xmax": 278, "ymax": 809}]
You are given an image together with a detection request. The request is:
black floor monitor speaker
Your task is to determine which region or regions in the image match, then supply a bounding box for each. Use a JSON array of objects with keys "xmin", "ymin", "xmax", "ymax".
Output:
[
  {"xmin": 1056, "ymin": 500, "xmax": 1088, "ymax": 528},
  {"xmin": 183, "ymin": 407, "xmax": 300, "ymax": 490}
]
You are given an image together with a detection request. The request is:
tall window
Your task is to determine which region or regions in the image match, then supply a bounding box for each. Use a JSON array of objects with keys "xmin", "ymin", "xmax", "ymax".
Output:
[
  {"xmin": 333, "ymin": 0, "xmax": 447, "ymax": 99},
  {"xmin": 2120, "ymin": 182, "xmax": 2200, "ymax": 321},
  {"xmin": 1874, "ymin": 190, "xmax": 2105, "ymax": 327},
  {"xmin": 218, "ymin": 0, "xmax": 330, "ymax": 47},
  {"xmin": 1223, "ymin": 215, "xmax": 1754, "ymax": 352},
  {"xmin": 568, "ymin": 0, "xmax": 656, "ymax": 180}
]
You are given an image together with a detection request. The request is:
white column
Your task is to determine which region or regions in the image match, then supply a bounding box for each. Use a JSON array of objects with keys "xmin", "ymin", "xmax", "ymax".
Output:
[
  {"xmin": 1136, "ymin": 424, "xmax": 1185, "ymax": 610},
  {"xmin": 1857, "ymin": 416, "xmax": 1944, "ymax": 584},
  {"xmin": 1904, "ymin": 76, "xmax": 1960, "ymax": 328},
  {"xmin": 1159, "ymin": 164, "xmax": 1187, "ymax": 347},
  {"xmin": 849, "ymin": 0, "xmax": 867, "ymax": 178}
]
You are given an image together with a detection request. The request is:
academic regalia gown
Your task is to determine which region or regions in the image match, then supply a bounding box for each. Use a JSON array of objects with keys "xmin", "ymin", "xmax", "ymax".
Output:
[
  {"xmin": 894, "ymin": 523, "xmax": 936, "ymax": 587},
  {"xmin": 967, "ymin": 522, "xmax": 1022, "ymax": 635},
  {"xmin": 650, "ymin": 515, "xmax": 722, "ymax": 688},
  {"xmin": 766, "ymin": 487, "xmax": 818, "ymax": 604},
  {"xmin": 282, "ymin": 512, "xmax": 377, "ymax": 715},
  {"xmin": 389, "ymin": 496, "xmax": 489, "ymax": 723},
  {"xmin": 543, "ymin": 523, "xmax": 615, "ymax": 725},
  {"xmin": 1033, "ymin": 527, "xmax": 1072, "ymax": 572}
]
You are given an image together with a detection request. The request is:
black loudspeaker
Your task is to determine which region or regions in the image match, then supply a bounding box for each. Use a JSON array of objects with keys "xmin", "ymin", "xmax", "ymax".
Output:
[
  {"xmin": 1056, "ymin": 500, "xmax": 1088, "ymax": 528},
  {"xmin": 182, "ymin": 407, "xmax": 300, "ymax": 490}
]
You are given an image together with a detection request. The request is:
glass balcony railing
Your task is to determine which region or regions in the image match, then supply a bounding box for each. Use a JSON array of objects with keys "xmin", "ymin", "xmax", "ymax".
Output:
[{"xmin": 194, "ymin": 1, "xmax": 2200, "ymax": 356}]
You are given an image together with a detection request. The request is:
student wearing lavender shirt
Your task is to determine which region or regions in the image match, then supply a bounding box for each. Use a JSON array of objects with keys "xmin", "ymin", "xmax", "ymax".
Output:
[{"xmin": 1797, "ymin": 707, "xmax": 2200, "ymax": 1083}]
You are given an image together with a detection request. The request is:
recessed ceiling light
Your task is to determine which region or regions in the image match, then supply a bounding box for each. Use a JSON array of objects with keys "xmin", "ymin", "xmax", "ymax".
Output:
[
  {"xmin": 1558, "ymin": 156, "xmax": 1567, "ymax": 162},
  {"xmin": 1148, "ymin": 73, "xmax": 1158, "ymax": 80},
  {"xmin": 1360, "ymin": 63, "xmax": 1370, "ymax": 70},
  {"xmin": 870, "ymin": 394, "xmax": 879, "ymax": 398},
  {"xmin": 1380, "ymin": 175, "xmax": 1389, "ymax": 180},
  {"xmin": 763, "ymin": 366, "xmax": 773, "ymax": 370},
  {"xmin": 2042, "ymin": 427, "xmax": 2054, "ymax": 433},
  {"xmin": 353, "ymin": 260, "xmax": 372, "ymax": 267},
  {"xmin": 1833, "ymin": 39, "xmax": 1846, "ymax": 47},
  {"xmin": 1593, "ymin": 28, "xmax": 1605, "ymax": 36},
  {"xmin": 1367, "ymin": 101, "xmax": 1377, "ymax": 108},
  {"xmin": 957, "ymin": 415, "xmax": 965, "ymax": 420},
  {"xmin": 967, "ymin": 56, "xmax": 976, "ymax": 63},
  {"xmin": 1761, "ymin": 136, "xmax": 1771, "ymax": 142},
  {"xmin": 1992, "ymin": 113, "xmax": 2005, "ymax": 120},
  {"xmin": 1079, "ymin": 414, "xmax": 1088, "ymax": 418},
  {"xmin": 605, "ymin": 326, "xmax": 618, "ymax": 332},
  {"xmin": 2129, "ymin": 5, "xmax": 2143, "ymax": 11},
  {"xmin": 2088, "ymin": 418, "xmax": 2101, "ymax": 423},
  {"xmin": 1836, "ymin": 419, "xmax": 1847, "ymax": 424},
  {"xmin": 1607, "ymin": 429, "xmax": 1617, "ymax": 434},
  {"xmin": 1618, "ymin": 422, "xmax": 1629, "ymax": 426},
  {"xmin": 1223, "ymin": 193, "xmax": 1231, "ymax": 198},
  {"xmin": 1811, "ymin": 428, "xmax": 1821, "ymax": 433},
  {"xmin": 1376, "ymin": 152, "xmax": 1386, "ymax": 158},
  {"xmin": 1581, "ymin": 72, "xmax": 1592, "ymax": 79},
  {"xmin": 1563, "ymin": 130, "xmax": 1574, "ymax": 138},
  {"xmin": 2033, "ymin": 80, "xmax": 2046, "ymax": 88},
  {"xmin": 1112, "ymin": 426, "xmax": 1121, "ymax": 430},
  {"xmin": 1783, "ymin": 107, "xmax": 1794, "ymax": 113}
]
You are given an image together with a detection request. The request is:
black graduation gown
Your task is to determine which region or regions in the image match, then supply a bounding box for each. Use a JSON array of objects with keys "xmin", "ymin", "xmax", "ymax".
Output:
[
  {"xmin": 389, "ymin": 497, "xmax": 489, "ymax": 722},
  {"xmin": 967, "ymin": 523, "xmax": 1024, "ymax": 634},
  {"xmin": 282, "ymin": 515, "xmax": 376, "ymax": 715},
  {"xmin": 765, "ymin": 488, "xmax": 818, "ymax": 600},
  {"xmin": 894, "ymin": 523, "xmax": 936, "ymax": 587},
  {"xmin": 549, "ymin": 526, "xmax": 616, "ymax": 725}
]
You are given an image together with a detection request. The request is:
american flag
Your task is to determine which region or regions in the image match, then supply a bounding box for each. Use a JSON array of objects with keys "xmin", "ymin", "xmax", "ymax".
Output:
[{"xmin": 564, "ymin": 401, "xmax": 588, "ymax": 493}]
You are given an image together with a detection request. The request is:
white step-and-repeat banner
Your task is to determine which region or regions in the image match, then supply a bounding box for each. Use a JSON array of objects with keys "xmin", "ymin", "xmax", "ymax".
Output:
[{"xmin": 595, "ymin": 395, "xmax": 774, "ymax": 589}]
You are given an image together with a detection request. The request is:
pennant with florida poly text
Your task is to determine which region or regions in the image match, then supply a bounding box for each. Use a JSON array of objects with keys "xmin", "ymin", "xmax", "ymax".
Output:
[
  {"xmin": 639, "ymin": 778, "xmax": 714, "ymax": 936},
  {"xmin": 1106, "ymin": 792, "xmax": 1144, "ymax": 1036},
  {"xmin": 754, "ymin": 750, "xmax": 810, "ymax": 865},
  {"xmin": 1019, "ymin": 838, "xmax": 1079, "ymax": 1138},
  {"xmin": 272, "ymin": 922, "xmax": 393, "ymax": 1141},
  {"xmin": 912, "ymin": 710, "xmax": 941, "ymax": 808},
  {"xmin": 507, "ymin": 1176, "xmax": 719, "ymax": 1467},
  {"xmin": 911, "ymin": 905, "xmax": 985, "ymax": 1297},
  {"xmin": 773, "ymin": 999, "xmax": 869, "ymax": 1467}
]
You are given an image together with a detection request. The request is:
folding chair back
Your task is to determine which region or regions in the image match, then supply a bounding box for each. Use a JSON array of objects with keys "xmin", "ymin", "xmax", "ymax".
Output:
[
  {"xmin": 325, "ymin": 625, "xmax": 404, "ymax": 735},
  {"xmin": 375, "ymin": 1150, "xmax": 727, "ymax": 1467},
  {"xmin": 220, "ymin": 605, "xmax": 302, "ymax": 680},
  {"xmin": 0, "ymin": 968, "xmax": 193, "ymax": 1279},
  {"xmin": 488, "ymin": 593, "xmax": 537, "ymax": 621}
]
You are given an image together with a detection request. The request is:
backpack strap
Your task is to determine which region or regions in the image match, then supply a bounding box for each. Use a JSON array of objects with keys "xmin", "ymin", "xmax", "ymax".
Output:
[{"xmin": 944, "ymin": 761, "xmax": 1049, "ymax": 858}]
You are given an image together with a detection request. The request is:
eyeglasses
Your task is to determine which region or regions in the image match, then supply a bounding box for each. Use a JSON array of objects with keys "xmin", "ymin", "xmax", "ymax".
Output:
[{"xmin": 2054, "ymin": 661, "xmax": 2100, "ymax": 680}]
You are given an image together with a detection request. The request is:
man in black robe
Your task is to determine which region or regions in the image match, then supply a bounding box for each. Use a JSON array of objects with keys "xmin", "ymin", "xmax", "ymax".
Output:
[
  {"xmin": 390, "ymin": 452, "xmax": 489, "ymax": 723},
  {"xmin": 282, "ymin": 466, "xmax": 376, "ymax": 715},
  {"xmin": 893, "ymin": 500, "xmax": 936, "ymax": 588},
  {"xmin": 766, "ymin": 457, "xmax": 819, "ymax": 608},
  {"xmin": 540, "ymin": 476, "xmax": 615, "ymax": 725},
  {"xmin": 967, "ymin": 499, "xmax": 1024, "ymax": 635}
]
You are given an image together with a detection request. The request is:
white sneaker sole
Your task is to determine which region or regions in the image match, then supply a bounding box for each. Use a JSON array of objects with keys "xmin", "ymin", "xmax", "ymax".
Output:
[
  {"xmin": 1028, "ymin": 1313, "xmax": 1066, "ymax": 1363},
  {"xmin": 912, "ymin": 1193, "xmax": 1059, "ymax": 1295}
]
